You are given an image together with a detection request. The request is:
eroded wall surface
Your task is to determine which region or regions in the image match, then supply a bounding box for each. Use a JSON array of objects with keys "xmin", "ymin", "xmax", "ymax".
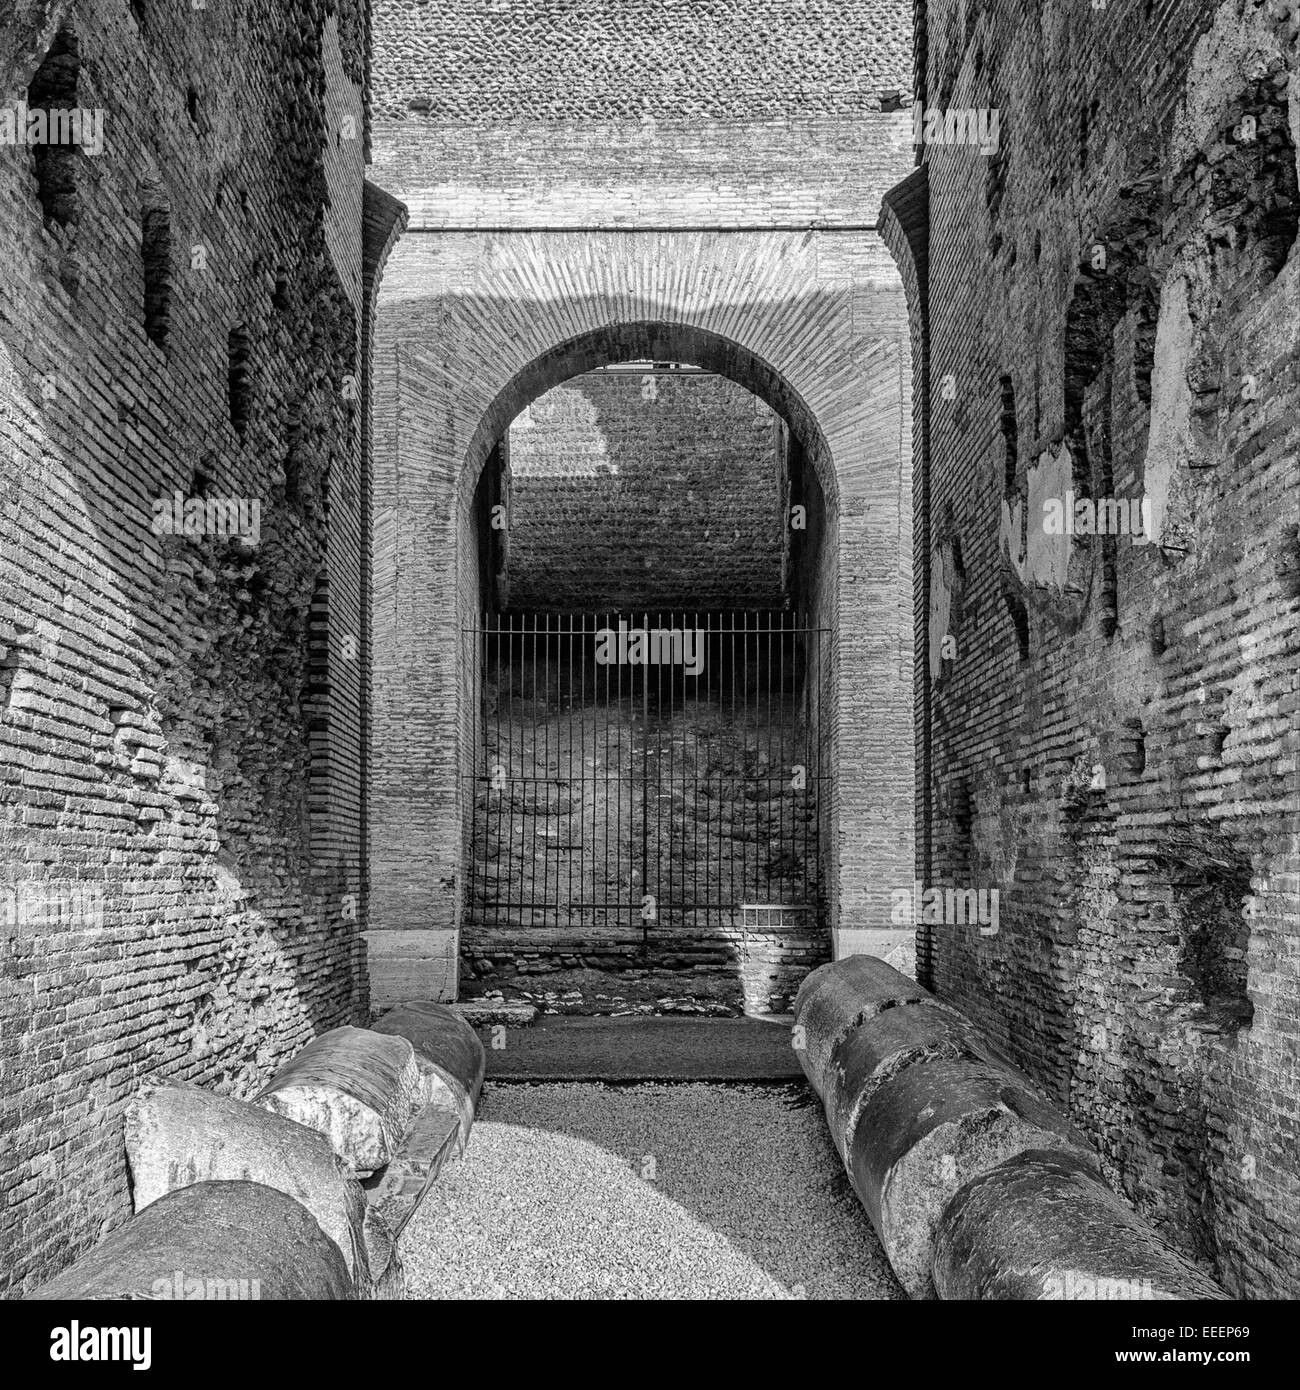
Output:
[
  {"xmin": 905, "ymin": 0, "xmax": 1300, "ymax": 1296},
  {"xmin": 0, "ymin": 0, "xmax": 370, "ymax": 1291}
]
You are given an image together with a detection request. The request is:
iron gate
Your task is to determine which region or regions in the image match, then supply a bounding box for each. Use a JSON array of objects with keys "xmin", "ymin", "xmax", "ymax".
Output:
[{"xmin": 464, "ymin": 611, "xmax": 829, "ymax": 942}]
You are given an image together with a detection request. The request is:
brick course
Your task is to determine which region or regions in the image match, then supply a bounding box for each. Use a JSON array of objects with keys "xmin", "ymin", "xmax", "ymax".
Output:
[{"xmin": 505, "ymin": 369, "xmax": 786, "ymax": 611}]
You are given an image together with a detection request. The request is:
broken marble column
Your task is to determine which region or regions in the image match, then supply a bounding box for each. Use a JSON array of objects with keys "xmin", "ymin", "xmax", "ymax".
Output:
[
  {"xmin": 848, "ymin": 1056, "xmax": 1095, "ymax": 1297},
  {"xmin": 124, "ymin": 1081, "xmax": 370, "ymax": 1285},
  {"xmin": 823, "ymin": 1000, "xmax": 1018, "ymax": 1164},
  {"xmin": 932, "ymin": 1149, "xmax": 1228, "ymax": 1300},
  {"xmin": 370, "ymin": 1000, "xmax": 485, "ymax": 1149},
  {"xmin": 793, "ymin": 956, "xmax": 1227, "ymax": 1300},
  {"xmin": 254, "ymin": 1026, "xmax": 423, "ymax": 1176},
  {"xmin": 792, "ymin": 953, "xmax": 935, "ymax": 1101},
  {"xmin": 25, "ymin": 1181, "xmax": 352, "ymax": 1300}
]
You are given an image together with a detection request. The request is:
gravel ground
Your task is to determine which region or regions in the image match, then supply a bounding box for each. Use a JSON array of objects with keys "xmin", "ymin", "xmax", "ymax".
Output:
[{"xmin": 402, "ymin": 1081, "xmax": 904, "ymax": 1300}]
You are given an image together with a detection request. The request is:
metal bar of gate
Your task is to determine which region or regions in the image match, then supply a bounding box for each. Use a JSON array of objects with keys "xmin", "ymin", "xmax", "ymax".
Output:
[{"xmin": 469, "ymin": 611, "xmax": 828, "ymax": 929}]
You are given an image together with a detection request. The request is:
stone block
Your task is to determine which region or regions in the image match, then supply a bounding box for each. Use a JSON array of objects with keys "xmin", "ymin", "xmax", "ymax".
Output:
[{"xmin": 365, "ymin": 930, "xmax": 459, "ymax": 1011}]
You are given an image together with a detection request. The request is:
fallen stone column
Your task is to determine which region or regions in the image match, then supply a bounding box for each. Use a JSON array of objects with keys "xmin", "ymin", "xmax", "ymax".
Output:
[
  {"xmin": 26, "ymin": 1181, "xmax": 353, "ymax": 1301},
  {"xmin": 822, "ymin": 999, "xmax": 1017, "ymax": 1164},
  {"xmin": 371, "ymin": 1001, "xmax": 486, "ymax": 1151},
  {"xmin": 794, "ymin": 956, "xmax": 1225, "ymax": 1300},
  {"xmin": 254, "ymin": 1026, "xmax": 423, "ymax": 1176},
  {"xmin": 124, "ymin": 1082, "xmax": 371, "ymax": 1287},
  {"xmin": 932, "ymin": 1149, "xmax": 1228, "ymax": 1300},
  {"xmin": 848, "ymin": 1054, "xmax": 1095, "ymax": 1296},
  {"xmin": 792, "ymin": 954, "xmax": 936, "ymax": 1101}
]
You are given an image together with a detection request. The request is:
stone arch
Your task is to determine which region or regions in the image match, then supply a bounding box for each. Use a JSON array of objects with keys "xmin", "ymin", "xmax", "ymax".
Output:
[{"xmin": 367, "ymin": 227, "xmax": 914, "ymax": 1006}]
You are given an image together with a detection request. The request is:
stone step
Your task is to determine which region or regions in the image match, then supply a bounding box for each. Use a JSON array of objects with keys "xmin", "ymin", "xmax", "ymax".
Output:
[{"xmin": 448, "ymin": 999, "xmax": 539, "ymax": 1027}]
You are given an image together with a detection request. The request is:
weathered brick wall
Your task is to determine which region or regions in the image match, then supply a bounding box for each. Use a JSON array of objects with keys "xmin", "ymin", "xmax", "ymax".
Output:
[
  {"xmin": 900, "ymin": 0, "xmax": 1300, "ymax": 1297},
  {"xmin": 374, "ymin": 0, "xmax": 911, "ymax": 123},
  {"xmin": 0, "ymin": 0, "xmax": 369, "ymax": 1292},
  {"xmin": 505, "ymin": 370, "xmax": 785, "ymax": 611}
]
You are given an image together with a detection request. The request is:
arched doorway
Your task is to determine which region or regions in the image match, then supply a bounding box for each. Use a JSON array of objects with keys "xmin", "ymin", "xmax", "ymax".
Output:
[
  {"xmin": 461, "ymin": 346, "xmax": 833, "ymax": 1013},
  {"xmin": 367, "ymin": 231, "xmax": 913, "ymax": 1010}
]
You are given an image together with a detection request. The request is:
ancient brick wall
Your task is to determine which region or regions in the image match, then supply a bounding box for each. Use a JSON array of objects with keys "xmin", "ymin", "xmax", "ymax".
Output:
[
  {"xmin": 899, "ymin": 0, "xmax": 1300, "ymax": 1297},
  {"xmin": 505, "ymin": 370, "xmax": 786, "ymax": 612},
  {"xmin": 0, "ymin": 0, "xmax": 369, "ymax": 1292}
]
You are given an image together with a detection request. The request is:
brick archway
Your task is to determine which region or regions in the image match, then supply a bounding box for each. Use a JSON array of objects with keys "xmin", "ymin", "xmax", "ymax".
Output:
[{"xmin": 368, "ymin": 228, "xmax": 913, "ymax": 1007}]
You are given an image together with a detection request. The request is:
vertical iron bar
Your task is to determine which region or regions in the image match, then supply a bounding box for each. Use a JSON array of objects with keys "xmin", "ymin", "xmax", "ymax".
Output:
[
  {"xmin": 729, "ymin": 610, "xmax": 735, "ymax": 923},
  {"xmin": 805, "ymin": 614, "xmax": 813, "ymax": 923},
  {"xmin": 514, "ymin": 612, "xmax": 521, "ymax": 930},
  {"xmin": 767, "ymin": 609, "xmax": 774, "ymax": 907},
  {"xmin": 817, "ymin": 616, "xmax": 826, "ymax": 931},
  {"xmin": 610, "ymin": 609, "xmax": 617, "ymax": 940},
  {"xmin": 693, "ymin": 610, "xmax": 701, "ymax": 924},
  {"xmin": 489, "ymin": 612, "xmax": 498, "ymax": 931},
  {"xmin": 481, "ymin": 612, "xmax": 487, "ymax": 933},
  {"xmin": 655, "ymin": 610, "xmax": 663, "ymax": 945},
  {"xmin": 543, "ymin": 610, "xmax": 551, "ymax": 922},
  {"xmin": 566, "ymin": 612, "xmax": 573, "ymax": 923},
  {"xmin": 640, "ymin": 609, "xmax": 648, "ymax": 953},
  {"xmin": 778, "ymin": 609, "xmax": 787, "ymax": 905}
]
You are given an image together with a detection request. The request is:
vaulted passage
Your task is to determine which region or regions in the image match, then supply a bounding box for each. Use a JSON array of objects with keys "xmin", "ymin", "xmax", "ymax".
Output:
[{"xmin": 2, "ymin": 0, "xmax": 1294, "ymax": 1311}]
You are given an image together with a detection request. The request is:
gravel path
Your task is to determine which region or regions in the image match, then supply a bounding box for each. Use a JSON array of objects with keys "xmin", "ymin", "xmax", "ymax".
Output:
[{"xmin": 402, "ymin": 1081, "xmax": 904, "ymax": 1300}]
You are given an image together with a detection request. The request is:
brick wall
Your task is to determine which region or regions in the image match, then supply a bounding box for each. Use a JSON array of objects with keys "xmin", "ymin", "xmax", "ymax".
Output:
[
  {"xmin": 894, "ymin": 0, "xmax": 1300, "ymax": 1297},
  {"xmin": 0, "ymin": 0, "xmax": 370, "ymax": 1292},
  {"xmin": 505, "ymin": 369, "xmax": 785, "ymax": 611}
]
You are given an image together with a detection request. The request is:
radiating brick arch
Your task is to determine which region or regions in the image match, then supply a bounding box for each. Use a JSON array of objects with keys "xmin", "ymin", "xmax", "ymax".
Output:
[
  {"xmin": 456, "ymin": 319, "xmax": 839, "ymax": 517},
  {"xmin": 367, "ymin": 227, "xmax": 914, "ymax": 1006}
]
